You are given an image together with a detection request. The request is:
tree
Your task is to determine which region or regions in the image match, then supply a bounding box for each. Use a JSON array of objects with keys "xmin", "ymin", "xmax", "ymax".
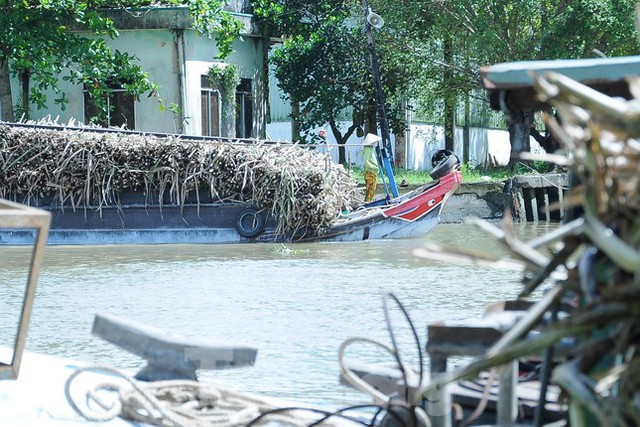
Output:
[
  {"xmin": 0, "ymin": 0, "xmax": 241, "ymax": 123},
  {"xmin": 412, "ymin": 0, "xmax": 640, "ymax": 165},
  {"xmin": 255, "ymin": 0, "xmax": 416, "ymax": 165},
  {"xmin": 270, "ymin": 22, "xmax": 370, "ymax": 164}
]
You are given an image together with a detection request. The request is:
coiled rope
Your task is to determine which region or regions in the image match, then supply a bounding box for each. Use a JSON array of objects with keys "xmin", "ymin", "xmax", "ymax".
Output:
[{"xmin": 64, "ymin": 365, "xmax": 342, "ymax": 426}]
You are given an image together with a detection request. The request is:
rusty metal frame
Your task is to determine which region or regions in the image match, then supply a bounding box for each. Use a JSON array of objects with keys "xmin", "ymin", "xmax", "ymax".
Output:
[{"xmin": 0, "ymin": 199, "xmax": 51, "ymax": 379}]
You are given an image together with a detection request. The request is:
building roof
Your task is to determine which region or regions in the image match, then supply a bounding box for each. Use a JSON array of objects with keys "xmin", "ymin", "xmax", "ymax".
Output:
[
  {"xmin": 480, "ymin": 55, "xmax": 640, "ymax": 112},
  {"xmin": 74, "ymin": 6, "xmax": 258, "ymax": 36}
]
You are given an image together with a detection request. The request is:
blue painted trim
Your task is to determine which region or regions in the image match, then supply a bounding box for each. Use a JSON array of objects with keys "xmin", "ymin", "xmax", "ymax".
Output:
[{"xmin": 381, "ymin": 149, "xmax": 399, "ymax": 198}]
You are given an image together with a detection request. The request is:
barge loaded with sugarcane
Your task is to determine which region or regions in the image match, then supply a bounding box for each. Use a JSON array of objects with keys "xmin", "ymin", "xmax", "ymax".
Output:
[
  {"xmin": 0, "ymin": 2, "xmax": 462, "ymax": 246},
  {"xmin": 0, "ymin": 122, "xmax": 461, "ymax": 245}
]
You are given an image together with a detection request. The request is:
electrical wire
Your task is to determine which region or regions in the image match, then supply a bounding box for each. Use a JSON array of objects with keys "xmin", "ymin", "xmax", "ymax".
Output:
[
  {"xmin": 382, "ymin": 292, "xmax": 425, "ymax": 404},
  {"xmin": 251, "ymin": 292, "xmax": 431, "ymax": 426}
]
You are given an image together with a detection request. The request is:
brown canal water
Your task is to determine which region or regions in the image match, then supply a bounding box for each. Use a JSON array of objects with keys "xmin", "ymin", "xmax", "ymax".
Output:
[{"xmin": 0, "ymin": 222, "xmax": 557, "ymax": 409}]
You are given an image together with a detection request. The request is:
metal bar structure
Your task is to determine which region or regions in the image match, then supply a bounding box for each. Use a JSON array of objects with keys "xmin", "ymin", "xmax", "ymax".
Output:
[
  {"xmin": 0, "ymin": 200, "xmax": 51, "ymax": 379},
  {"xmin": 2, "ymin": 122, "xmax": 284, "ymax": 145},
  {"xmin": 362, "ymin": 0, "xmax": 399, "ymax": 198}
]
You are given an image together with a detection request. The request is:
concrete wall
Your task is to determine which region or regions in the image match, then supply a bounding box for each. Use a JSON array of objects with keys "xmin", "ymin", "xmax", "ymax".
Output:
[
  {"xmin": 441, "ymin": 182, "xmax": 509, "ymax": 223},
  {"xmin": 181, "ymin": 34, "xmax": 266, "ymax": 137},
  {"xmin": 266, "ymin": 121, "xmax": 545, "ymax": 171},
  {"xmin": 9, "ymin": 9, "xmax": 266, "ymax": 137}
]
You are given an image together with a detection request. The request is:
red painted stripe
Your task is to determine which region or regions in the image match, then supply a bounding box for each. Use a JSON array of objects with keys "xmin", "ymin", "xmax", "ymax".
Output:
[{"xmin": 382, "ymin": 170, "xmax": 461, "ymax": 222}]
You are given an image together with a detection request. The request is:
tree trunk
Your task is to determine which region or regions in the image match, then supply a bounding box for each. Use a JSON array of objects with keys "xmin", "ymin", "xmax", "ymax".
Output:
[
  {"xmin": 328, "ymin": 119, "xmax": 361, "ymax": 166},
  {"xmin": 0, "ymin": 58, "xmax": 14, "ymax": 122},
  {"xmin": 19, "ymin": 69, "xmax": 30, "ymax": 120},
  {"xmin": 463, "ymin": 88, "xmax": 470, "ymax": 164},
  {"xmin": 291, "ymin": 98, "xmax": 301, "ymax": 142},
  {"xmin": 443, "ymin": 35, "xmax": 456, "ymax": 152},
  {"xmin": 530, "ymin": 108, "xmax": 559, "ymax": 154},
  {"xmin": 365, "ymin": 98, "xmax": 377, "ymax": 135},
  {"xmin": 393, "ymin": 101, "xmax": 407, "ymax": 169},
  {"xmin": 508, "ymin": 110, "xmax": 533, "ymax": 169},
  {"xmin": 394, "ymin": 131, "xmax": 405, "ymax": 169},
  {"xmin": 462, "ymin": 40, "xmax": 470, "ymax": 164},
  {"xmin": 328, "ymin": 119, "xmax": 346, "ymax": 165}
]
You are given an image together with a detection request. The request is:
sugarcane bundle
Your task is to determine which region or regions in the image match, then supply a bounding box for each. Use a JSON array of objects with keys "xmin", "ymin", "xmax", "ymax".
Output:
[
  {"xmin": 0, "ymin": 125, "xmax": 361, "ymax": 236},
  {"xmin": 415, "ymin": 71, "xmax": 640, "ymax": 424}
]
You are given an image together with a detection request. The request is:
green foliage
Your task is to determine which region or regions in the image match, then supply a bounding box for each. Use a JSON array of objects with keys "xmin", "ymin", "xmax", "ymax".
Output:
[
  {"xmin": 207, "ymin": 63, "xmax": 240, "ymax": 118},
  {"xmin": 459, "ymin": 161, "xmax": 553, "ymax": 182},
  {"xmin": 348, "ymin": 161, "xmax": 553, "ymax": 185},
  {"xmin": 410, "ymin": 0, "xmax": 640, "ymax": 125},
  {"xmin": 258, "ymin": 0, "xmax": 372, "ymax": 149},
  {"xmin": 253, "ymin": 0, "xmax": 352, "ymax": 39},
  {"xmin": 176, "ymin": 0, "xmax": 243, "ymax": 59},
  {"xmin": 257, "ymin": 0, "xmax": 416, "ymax": 162},
  {"xmin": 0, "ymin": 0, "xmax": 241, "ymax": 122},
  {"xmin": 255, "ymin": 0, "xmax": 640, "ymax": 170},
  {"xmin": 270, "ymin": 23, "xmax": 370, "ymax": 134}
]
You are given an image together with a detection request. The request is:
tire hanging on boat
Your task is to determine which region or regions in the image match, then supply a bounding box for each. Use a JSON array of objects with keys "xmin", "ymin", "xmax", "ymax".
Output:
[
  {"xmin": 429, "ymin": 152, "xmax": 460, "ymax": 180},
  {"xmin": 235, "ymin": 207, "xmax": 266, "ymax": 238}
]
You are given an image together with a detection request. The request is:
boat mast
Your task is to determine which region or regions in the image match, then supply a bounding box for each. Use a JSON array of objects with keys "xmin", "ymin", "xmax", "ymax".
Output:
[{"xmin": 362, "ymin": 0, "xmax": 398, "ymax": 198}]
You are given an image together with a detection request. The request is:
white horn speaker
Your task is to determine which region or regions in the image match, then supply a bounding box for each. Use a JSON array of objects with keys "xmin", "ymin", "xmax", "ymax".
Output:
[{"xmin": 367, "ymin": 11, "xmax": 384, "ymax": 29}]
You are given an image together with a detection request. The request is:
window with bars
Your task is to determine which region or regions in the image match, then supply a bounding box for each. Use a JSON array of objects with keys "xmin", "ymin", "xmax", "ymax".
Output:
[
  {"xmin": 235, "ymin": 78, "xmax": 253, "ymax": 138},
  {"xmin": 201, "ymin": 75, "xmax": 221, "ymax": 137},
  {"xmin": 84, "ymin": 84, "xmax": 135, "ymax": 129}
]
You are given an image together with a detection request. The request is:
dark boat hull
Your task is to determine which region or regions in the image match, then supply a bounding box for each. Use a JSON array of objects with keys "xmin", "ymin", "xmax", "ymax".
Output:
[
  {"xmin": 0, "ymin": 170, "xmax": 461, "ymax": 245},
  {"xmin": 0, "ymin": 202, "xmax": 280, "ymax": 245},
  {"xmin": 304, "ymin": 169, "xmax": 462, "ymax": 242}
]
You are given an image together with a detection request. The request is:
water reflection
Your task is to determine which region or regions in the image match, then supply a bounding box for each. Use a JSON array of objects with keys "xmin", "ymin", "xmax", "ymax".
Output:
[{"xmin": 1, "ymin": 222, "xmax": 555, "ymax": 407}]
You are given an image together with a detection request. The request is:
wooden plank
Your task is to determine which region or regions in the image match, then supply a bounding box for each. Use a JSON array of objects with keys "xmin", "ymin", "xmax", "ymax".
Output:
[
  {"xmin": 92, "ymin": 313, "xmax": 257, "ymax": 381},
  {"xmin": 480, "ymin": 55, "xmax": 640, "ymax": 90},
  {"xmin": 480, "ymin": 56, "xmax": 639, "ymax": 111}
]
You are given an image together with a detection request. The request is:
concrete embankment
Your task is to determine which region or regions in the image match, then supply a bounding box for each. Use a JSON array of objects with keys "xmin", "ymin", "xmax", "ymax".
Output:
[
  {"xmin": 441, "ymin": 181, "xmax": 509, "ymax": 223},
  {"xmin": 437, "ymin": 173, "xmax": 568, "ymax": 224}
]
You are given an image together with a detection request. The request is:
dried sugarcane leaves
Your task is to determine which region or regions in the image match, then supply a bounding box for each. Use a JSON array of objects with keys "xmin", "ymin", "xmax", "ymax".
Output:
[
  {"xmin": 415, "ymin": 70, "xmax": 640, "ymax": 424},
  {"xmin": 0, "ymin": 125, "xmax": 361, "ymax": 237}
]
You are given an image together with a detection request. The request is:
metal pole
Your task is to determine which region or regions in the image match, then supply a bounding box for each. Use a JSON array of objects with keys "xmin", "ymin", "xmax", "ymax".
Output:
[{"xmin": 362, "ymin": 0, "xmax": 398, "ymax": 198}]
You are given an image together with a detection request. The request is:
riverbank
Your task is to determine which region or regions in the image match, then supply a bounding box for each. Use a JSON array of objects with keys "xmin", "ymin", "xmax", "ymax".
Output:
[
  {"xmin": 441, "ymin": 181, "xmax": 508, "ymax": 223},
  {"xmin": 370, "ymin": 173, "xmax": 569, "ymax": 224}
]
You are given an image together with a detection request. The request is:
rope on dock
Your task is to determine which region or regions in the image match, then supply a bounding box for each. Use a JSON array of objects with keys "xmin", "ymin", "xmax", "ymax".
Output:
[{"xmin": 64, "ymin": 365, "xmax": 361, "ymax": 426}]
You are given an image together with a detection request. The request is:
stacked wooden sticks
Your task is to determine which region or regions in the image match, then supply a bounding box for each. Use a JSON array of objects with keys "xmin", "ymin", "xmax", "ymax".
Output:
[
  {"xmin": 0, "ymin": 126, "xmax": 361, "ymax": 236},
  {"xmin": 416, "ymin": 71, "xmax": 640, "ymax": 425}
]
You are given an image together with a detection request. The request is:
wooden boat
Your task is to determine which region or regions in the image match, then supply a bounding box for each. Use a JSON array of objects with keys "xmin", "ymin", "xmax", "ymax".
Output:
[
  {"xmin": 304, "ymin": 156, "xmax": 461, "ymax": 243},
  {"xmin": 0, "ymin": 166, "xmax": 461, "ymax": 245},
  {"xmin": 0, "ymin": 3, "xmax": 462, "ymax": 246},
  {"xmin": 0, "ymin": 123, "xmax": 461, "ymax": 245}
]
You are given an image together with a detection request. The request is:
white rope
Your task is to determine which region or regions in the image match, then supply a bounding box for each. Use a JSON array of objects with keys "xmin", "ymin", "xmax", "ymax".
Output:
[{"xmin": 64, "ymin": 365, "xmax": 346, "ymax": 426}]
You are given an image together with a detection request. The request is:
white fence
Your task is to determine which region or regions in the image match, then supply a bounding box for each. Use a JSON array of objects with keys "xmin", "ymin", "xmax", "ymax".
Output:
[{"xmin": 266, "ymin": 121, "xmax": 544, "ymax": 171}]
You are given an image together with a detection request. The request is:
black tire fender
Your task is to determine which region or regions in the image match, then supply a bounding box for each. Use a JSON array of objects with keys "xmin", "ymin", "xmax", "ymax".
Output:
[
  {"xmin": 235, "ymin": 207, "xmax": 266, "ymax": 238},
  {"xmin": 429, "ymin": 153, "xmax": 460, "ymax": 180}
]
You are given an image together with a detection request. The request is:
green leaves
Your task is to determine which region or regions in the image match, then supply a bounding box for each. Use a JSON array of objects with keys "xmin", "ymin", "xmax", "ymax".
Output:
[
  {"xmin": 260, "ymin": 0, "xmax": 414, "ymax": 157},
  {"xmin": 271, "ymin": 20, "xmax": 370, "ymax": 133},
  {"xmin": 401, "ymin": 0, "xmax": 640, "ymax": 127},
  {"xmin": 0, "ymin": 0, "xmax": 242, "ymax": 121},
  {"xmin": 180, "ymin": 0, "xmax": 242, "ymax": 59},
  {"xmin": 254, "ymin": 0, "xmax": 352, "ymax": 39}
]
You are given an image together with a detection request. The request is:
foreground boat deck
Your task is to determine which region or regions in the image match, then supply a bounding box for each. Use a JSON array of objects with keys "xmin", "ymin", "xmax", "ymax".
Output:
[
  {"xmin": 0, "ymin": 348, "xmax": 135, "ymax": 426},
  {"xmin": 0, "ymin": 347, "xmax": 369, "ymax": 427}
]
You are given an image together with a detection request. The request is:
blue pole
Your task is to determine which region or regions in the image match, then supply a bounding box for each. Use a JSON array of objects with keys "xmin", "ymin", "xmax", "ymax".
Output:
[
  {"xmin": 363, "ymin": 0, "xmax": 398, "ymax": 198},
  {"xmin": 381, "ymin": 147, "xmax": 398, "ymax": 198}
]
